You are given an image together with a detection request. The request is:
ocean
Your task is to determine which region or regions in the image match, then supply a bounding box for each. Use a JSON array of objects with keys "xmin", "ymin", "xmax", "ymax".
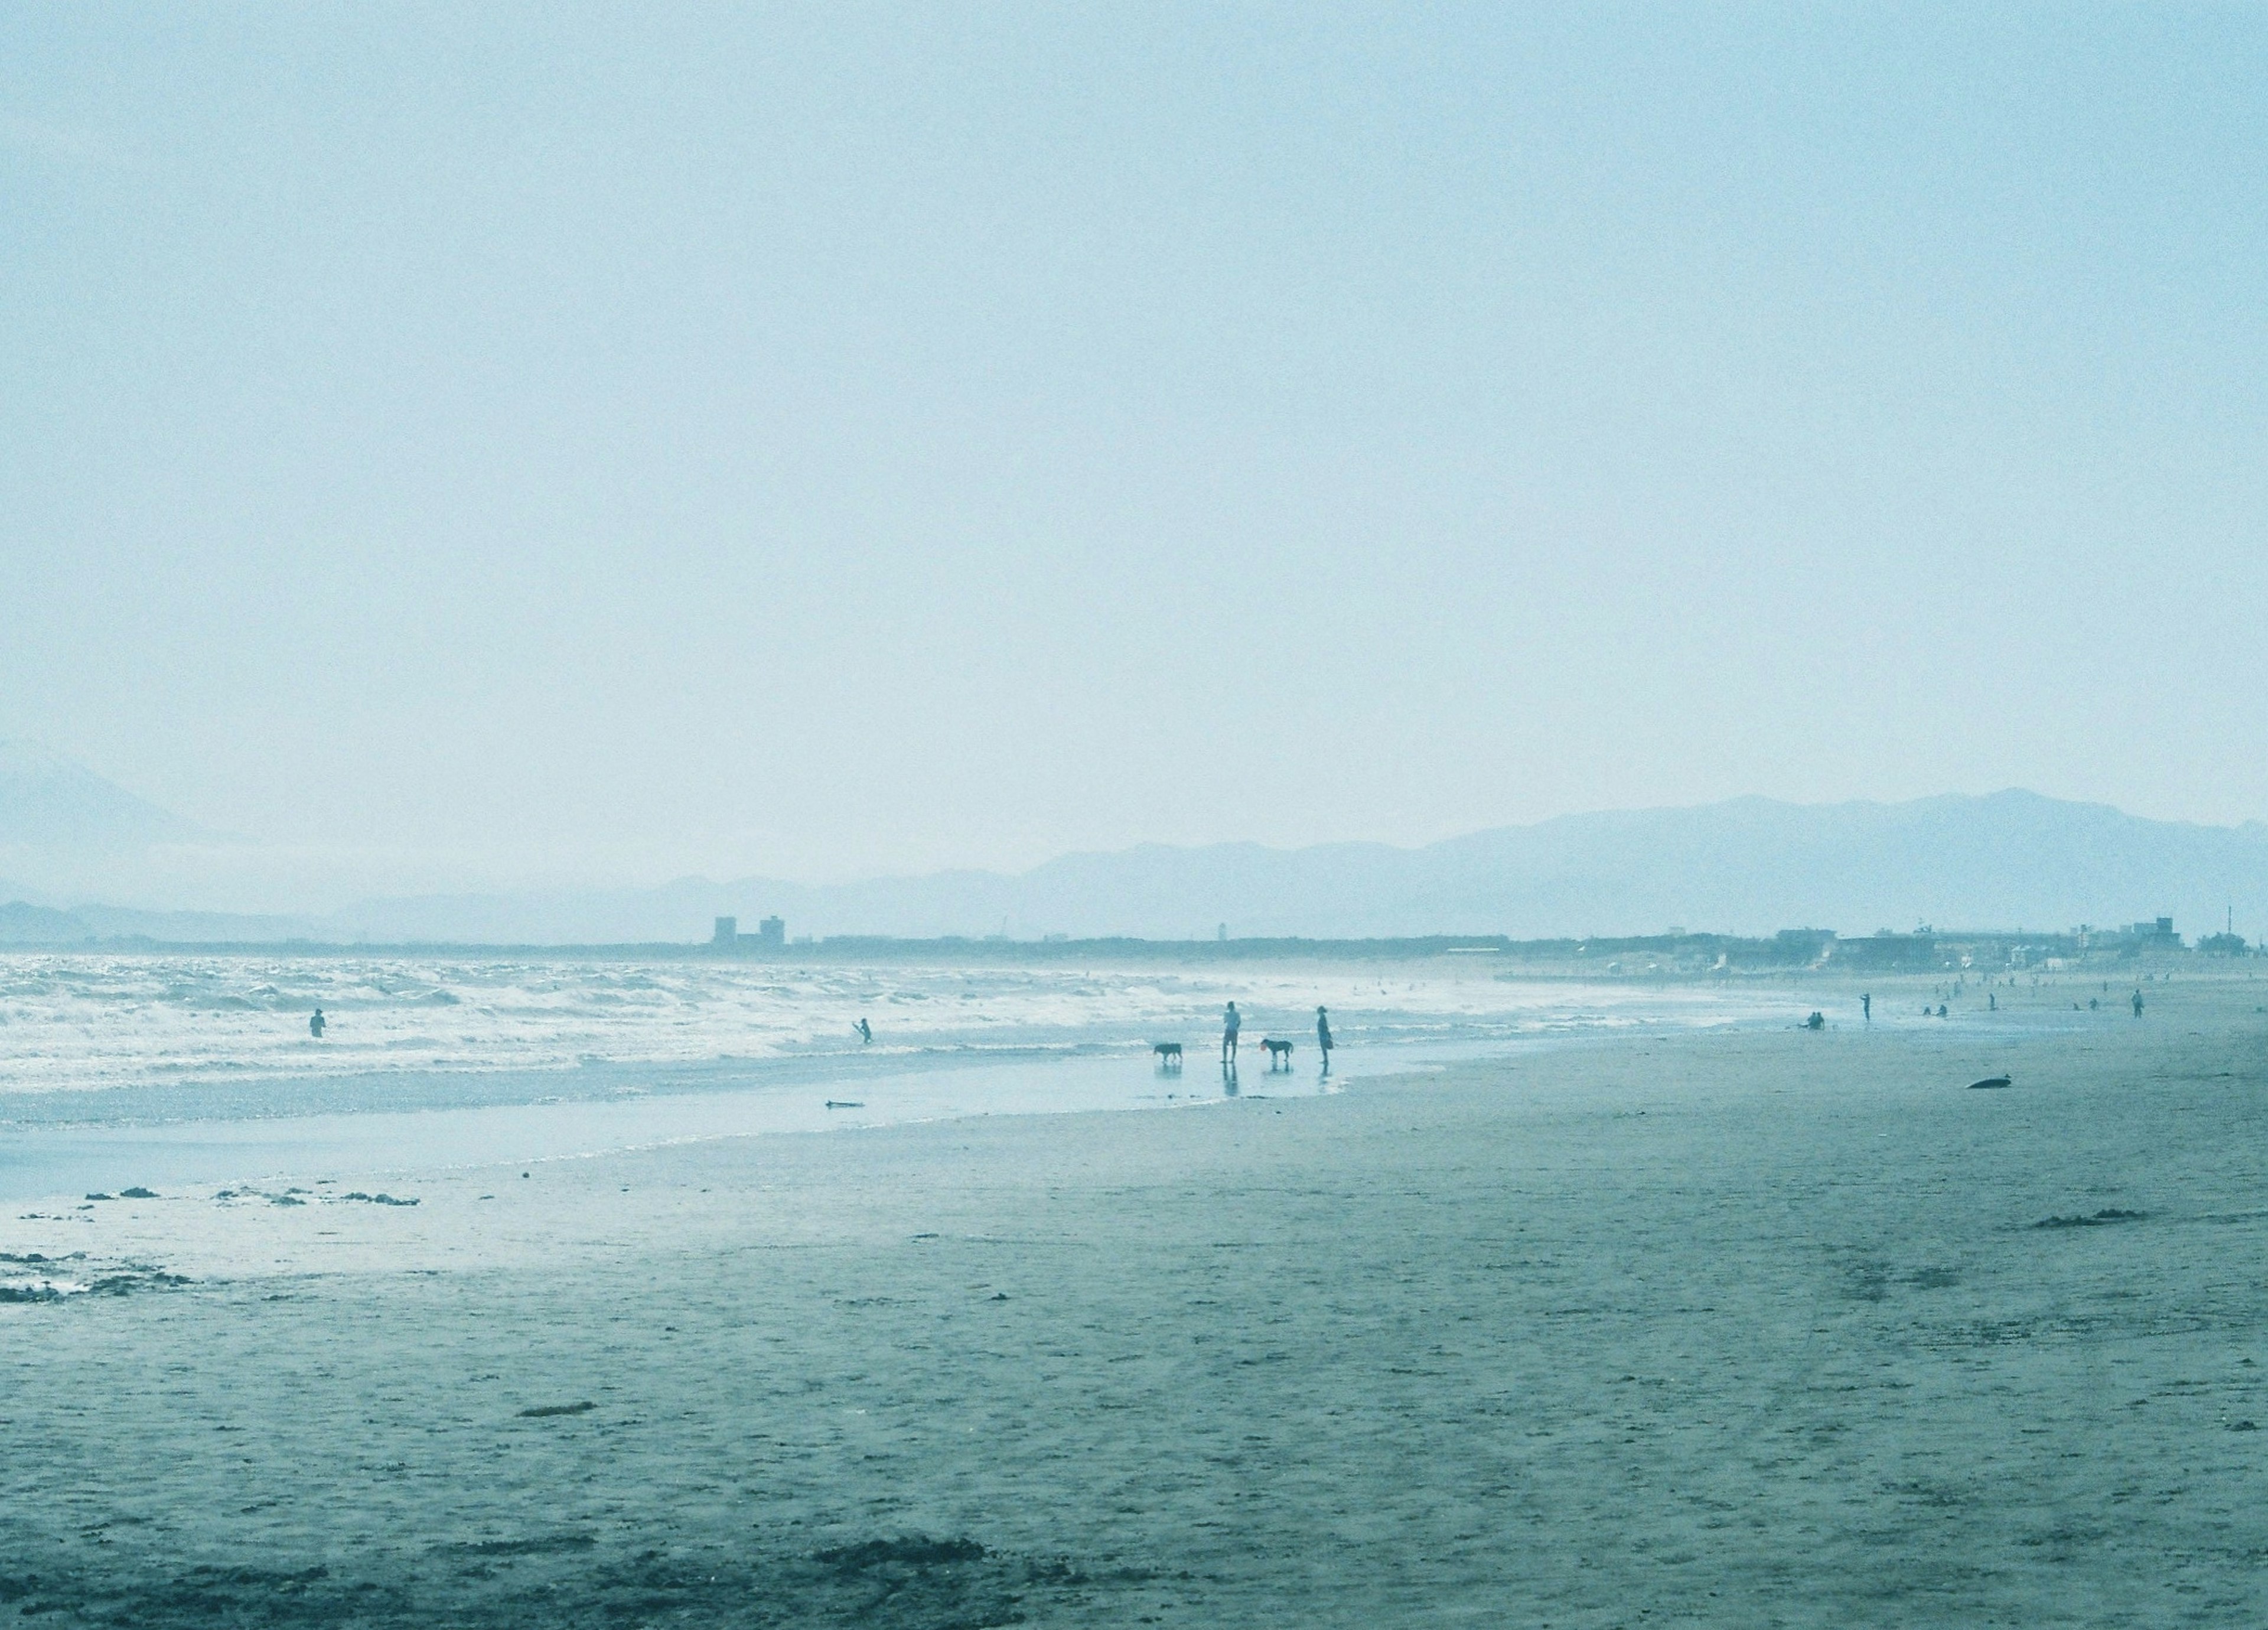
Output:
[{"xmin": 0, "ymin": 951, "xmax": 1796, "ymax": 1202}]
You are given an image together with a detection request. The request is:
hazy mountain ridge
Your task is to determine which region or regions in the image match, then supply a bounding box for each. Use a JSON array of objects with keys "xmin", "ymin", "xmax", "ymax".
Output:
[
  {"xmin": 6, "ymin": 784, "xmax": 2263, "ymax": 946},
  {"xmin": 751, "ymin": 790, "xmax": 2262, "ymax": 943},
  {"xmin": 0, "ymin": 739, "xmax": 208, "ymax": 849}
]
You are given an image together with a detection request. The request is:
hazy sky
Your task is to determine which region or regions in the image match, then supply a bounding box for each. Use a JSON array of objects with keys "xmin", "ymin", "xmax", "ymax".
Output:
[{"xmin": 5, "ymin": 4, "xmax": 2264, "ymax": 887}]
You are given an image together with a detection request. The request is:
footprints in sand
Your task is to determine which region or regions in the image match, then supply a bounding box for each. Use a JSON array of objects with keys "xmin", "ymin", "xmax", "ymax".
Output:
[
  {"xmin": 1841, "ymin": 1260, "xmax": 1964, "ymax": 1303},
  {"xmin": 2034, "ymin": 1208, "xmax": 2147, "ymax": 1229},
  {"xmin": 816, "ymin": 1535, "xmax": 986, "ymax": 1568},
  {"xmin": 0, "ymin": 1531, "xmax": 1089, "ymax": 1628},
  {"xmin": 452, "ymin": 1534, "xmax": 596, "ymax": 1557},
  {"xmin": 1837, "ymin": 1208, "xmax": 2150, "ymax": 1309}
]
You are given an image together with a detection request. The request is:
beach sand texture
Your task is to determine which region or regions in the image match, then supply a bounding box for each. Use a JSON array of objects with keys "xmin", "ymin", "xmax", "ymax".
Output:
[{"xmin": 6, "ymin": 978, "xmax": 2268, "ymax": 1625}]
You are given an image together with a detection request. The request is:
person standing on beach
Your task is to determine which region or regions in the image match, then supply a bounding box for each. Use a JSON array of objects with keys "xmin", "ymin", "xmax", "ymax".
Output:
[
  {"xmin": 1316, "ymin": 1006, "xmax": 1333, "ymax": 1073},
  {"xmin": 309, "ymin": 1007, "xmax": 325, "ymax": 1039},
  {"xmin": 1222, "ymin": 1001, "xmax": 1241, "ymax": 1066},
  {"xmin": 2132, "ymin": 989, "xmax": 2145, "ymax": 1018},
  {"xmin": 1862, "ymin": 993, "xmax": 1871, "ymax": 1023}
]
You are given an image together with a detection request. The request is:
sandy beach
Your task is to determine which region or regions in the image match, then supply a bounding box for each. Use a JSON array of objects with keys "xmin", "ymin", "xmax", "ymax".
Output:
[{"xmin": 6, "ymin": 972, "xmax": 2268, "ymax": 1626}]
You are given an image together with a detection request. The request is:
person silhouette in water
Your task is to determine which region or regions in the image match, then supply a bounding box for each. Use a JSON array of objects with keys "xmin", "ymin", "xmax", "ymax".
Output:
[
  {"xmin": 309, "ymin": 1007, "xmax": 326, "ymax": 1039},
  {"xmin": 856, "ymin": 1017, "xmax": 872, "ymax": 1045},
  {"xmin": 1221, "ymin": 1001, "xmax": 1241, "ymax": 1066},
  {"xmin": 1315, "ymin": 1006, "xmax": 1333, "ymax": 1074}
]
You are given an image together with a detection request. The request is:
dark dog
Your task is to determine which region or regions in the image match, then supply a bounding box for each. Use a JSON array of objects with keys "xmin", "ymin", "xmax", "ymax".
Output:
[
  {"xmin": 1261, "ymin": 1039, "xmax": 1294, "ymax": 1069},
  {"xmin": 1152, "ymin": 1042, "xmax": 1184, "ymax": 1068}
]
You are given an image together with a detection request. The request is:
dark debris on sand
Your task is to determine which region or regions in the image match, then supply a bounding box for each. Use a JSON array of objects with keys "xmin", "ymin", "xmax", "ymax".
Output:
[
  {"xmin": 2034, "ymin": 1208, "xmax": 2148, "ymax": 1229},
  {"xmin": 0, "ymin": 1255, "xmax": 188, "ymax": 1303},
  {"xmin": 87, "ymin": 1267, "xmax": 191, "ymax": 1296},
  {"xmin": 0, "ymin": 1530, "xmax": 1120, "ymax": 1628},
  {"xmin": 816, "ymin": 1535, "xmax": 988, "ymax": 1569}
]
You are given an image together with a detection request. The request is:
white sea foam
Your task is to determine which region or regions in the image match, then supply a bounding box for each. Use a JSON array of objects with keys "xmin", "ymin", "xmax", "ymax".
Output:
[{"xmin": 0, "ymin": 952, "xmax": 1786, "ymax": 1098}]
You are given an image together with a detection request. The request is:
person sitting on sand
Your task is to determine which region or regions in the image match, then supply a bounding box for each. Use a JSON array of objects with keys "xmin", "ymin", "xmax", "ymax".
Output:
[
  {"xmin": 1316, "ymin": 1006, "xmax": 1333, "ymax": 1073},
  {"xmin": 1222, "ymin": 1001, "xmax": 1241, "ymax": 1065},
  {"xmin": 309, "ymin": 1007, "xmax": 325, "ymax": 1039}
]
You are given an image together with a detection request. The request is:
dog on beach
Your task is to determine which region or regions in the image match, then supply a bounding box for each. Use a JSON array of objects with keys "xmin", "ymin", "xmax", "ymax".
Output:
[
  {"xmin": 1153, "ymin": 1042, "xmax": 1183, "ymax": 1068},
  {"xmin": 1261, "ymin": 1039, "xmax": 1294, "ymax": 1069}
]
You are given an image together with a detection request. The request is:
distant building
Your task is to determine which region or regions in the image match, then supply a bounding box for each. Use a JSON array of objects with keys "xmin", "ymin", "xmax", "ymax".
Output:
[
  {"xmin": 1837, "ymin": 932, "xmax": 1938, "ymax": 971},
  {"xmin": 756, "ymin": 915, "xmax": 786, "ymax": 948},
  {"xmin": 2129, "ymin": 917, "xmax": 2179, "ymax": 948},
  {"xmin": 712, "ymin": 916, "xmax": 737, "ymax": 946},
  {"xmin": 1773, "ymin": 928, "xmax": 1836, "ymax": 964}
]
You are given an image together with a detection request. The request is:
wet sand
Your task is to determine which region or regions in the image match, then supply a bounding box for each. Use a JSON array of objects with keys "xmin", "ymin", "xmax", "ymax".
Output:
[{"xmin": 7, "ymin": 975, "xmax": 2268, "ymax": 1625}]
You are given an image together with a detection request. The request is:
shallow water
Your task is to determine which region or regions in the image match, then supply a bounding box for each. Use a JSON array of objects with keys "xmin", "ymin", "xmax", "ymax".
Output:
[
  {"xmin": 0, "ymin": 1036, "xmax": 1538, "ymax": 1203},
  {"xmin": 0, "ymin": 952, "xmax": 1815, "ymax": 1202}
]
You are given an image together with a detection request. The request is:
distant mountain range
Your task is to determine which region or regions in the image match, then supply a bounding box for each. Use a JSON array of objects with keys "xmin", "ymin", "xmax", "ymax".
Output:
[
  {"xmin": 2, "ymin": 740, "xmax": 2264, "ymax": 946},
  {"xmin": 0, "ymin": 738, "xmax": 208, "ymax": 850},
  {"xmin": 322, "ymin": 790, "xmax": 2254, "ymax": 946}
]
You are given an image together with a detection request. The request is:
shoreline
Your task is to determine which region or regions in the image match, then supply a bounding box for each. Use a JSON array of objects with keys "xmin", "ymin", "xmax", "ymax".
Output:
[
  {"xmin": 0, "ymin": 1021, "xmax": 1743, "ymax": 1212},
  {"xmin": 8, "ymin": 990, "xmax": 2268, "ymax": 1623}
]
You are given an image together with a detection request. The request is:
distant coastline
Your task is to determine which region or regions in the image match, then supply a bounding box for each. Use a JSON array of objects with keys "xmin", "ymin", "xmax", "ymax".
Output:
[
  {"xmin": 9, "ymin": 780, "xmax": 2265, "ymax": 947},
  {"xmin": 0, "ymin": 923, "xmax": 2237, "ymax": 974}
]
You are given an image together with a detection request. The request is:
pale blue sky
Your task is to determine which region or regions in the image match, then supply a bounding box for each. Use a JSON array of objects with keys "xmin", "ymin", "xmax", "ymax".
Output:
[{"xmin": 4, "ymin": 4, "xmax": 2264, "ymax": 890}]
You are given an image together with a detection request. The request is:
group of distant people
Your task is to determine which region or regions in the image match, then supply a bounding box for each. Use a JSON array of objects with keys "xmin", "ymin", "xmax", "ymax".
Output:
[
  {"xmin": 1217, "ymin": 1001, "xmax": 1332, "ymax": 1073},
  {"xmin": 305, "ymin": 973, "xmax": 2158, "ymax": 1060},
  {"xmin": 303, "ymin": 1001, "xmax": 1340, "ymax": 1065},
  {"xmin": 1852, "ymin": 985, "xmax": 2146, "ymax": 1023}
]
